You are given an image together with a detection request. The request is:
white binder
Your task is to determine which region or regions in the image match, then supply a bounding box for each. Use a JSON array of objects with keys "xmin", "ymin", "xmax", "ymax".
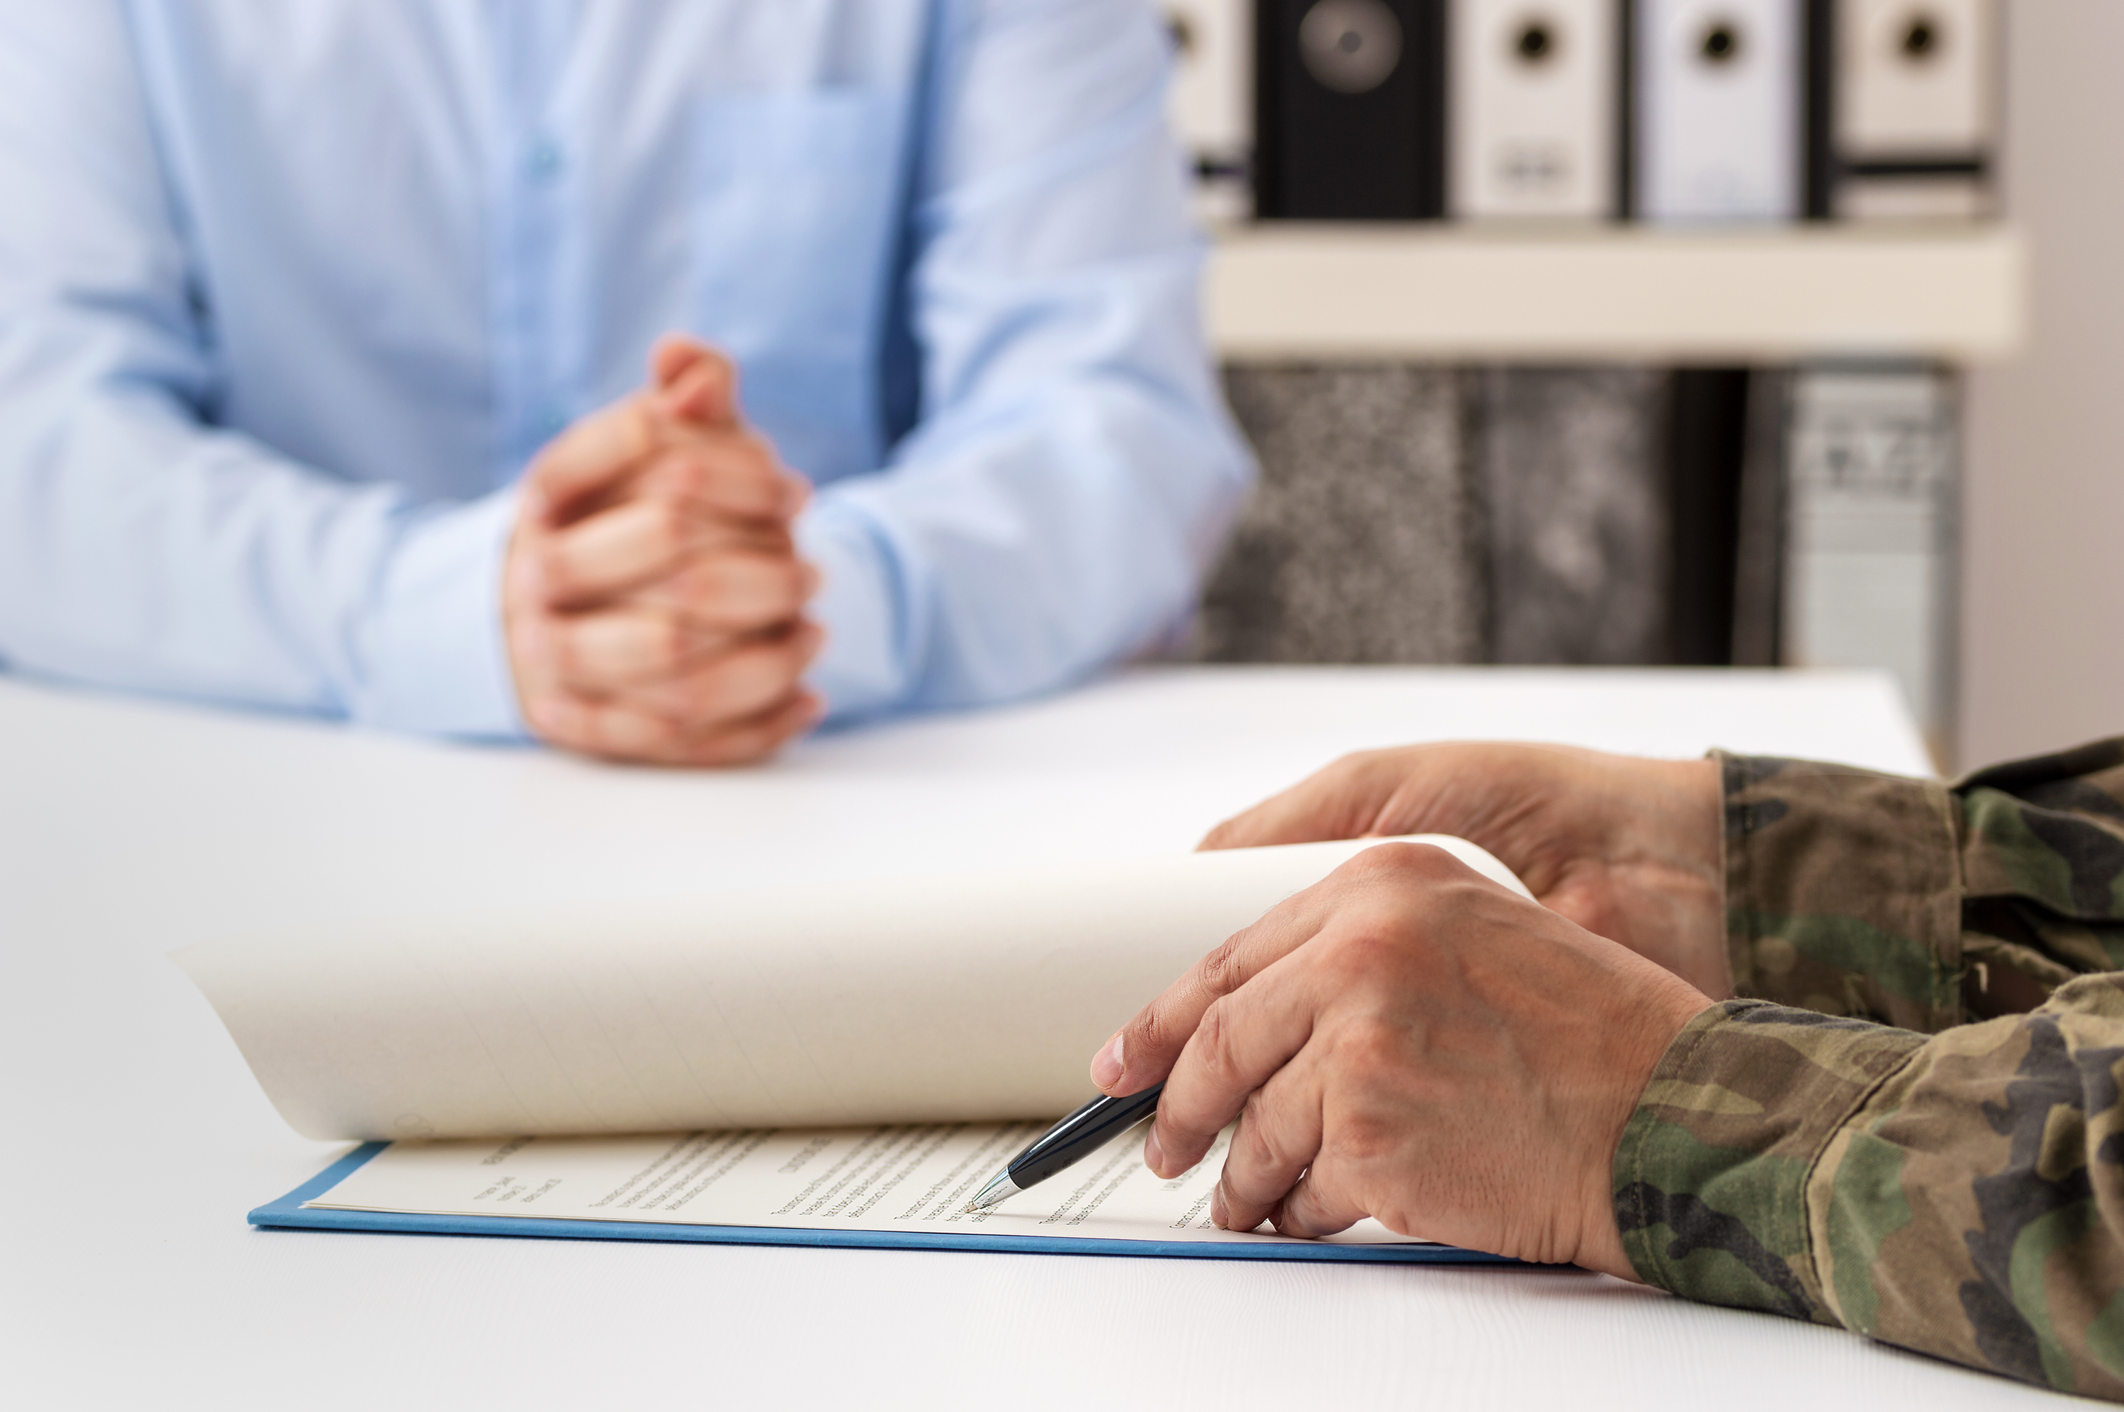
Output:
[
  {"xmin": 1836, "ymin": 0, "xmax": 1995, "ymax": 219},
  {"xmin": 1635, "ymin": 0, "xmax": 1801, "ymax": 222},
  {"xmin": 1449, "ymin": 0, "xmax": 1620, "ymax": 219},
  {"xmin": 1162, "ymin": 0, "xmax": 1255, "ymax": 221}
]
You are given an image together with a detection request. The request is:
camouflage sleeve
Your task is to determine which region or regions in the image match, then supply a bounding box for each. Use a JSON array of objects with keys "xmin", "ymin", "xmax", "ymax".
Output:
[
  {"xmin": 1614, "ymin": 738, "xmax": 2124, "ymax": 1397},
  {"xmin": 1720, "ymin": 736, "xmax": 2124, "ymax": 1030}
]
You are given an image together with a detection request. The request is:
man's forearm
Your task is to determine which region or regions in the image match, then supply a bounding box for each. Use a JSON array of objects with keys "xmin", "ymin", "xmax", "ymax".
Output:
[
  {"xmin": 1617, "ymin": 981, "xmax": 2124, "ymax": 1400},
  {"xmin": 1615, "ymin": 739, "xmax": 2124, "ymax": 1397},
  {"xmin": 1718, "ymin": 740, "xmax": 2124, "ymax": 1032}
]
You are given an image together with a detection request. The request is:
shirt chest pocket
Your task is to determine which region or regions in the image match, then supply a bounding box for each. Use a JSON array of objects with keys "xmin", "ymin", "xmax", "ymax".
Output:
[{"xmin": 691, "ymin": 90, "xmax": 906, "ymax": 476}]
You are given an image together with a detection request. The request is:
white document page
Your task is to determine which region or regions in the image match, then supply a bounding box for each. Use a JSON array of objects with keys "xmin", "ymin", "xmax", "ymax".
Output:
[
  {"xmin": 309, "ymin": 1120, "xmax": 1428, "ymax": 1250},
  {"xmin": 177, "ymin": 837, "xmax": 1528, "ymax": 1142}
]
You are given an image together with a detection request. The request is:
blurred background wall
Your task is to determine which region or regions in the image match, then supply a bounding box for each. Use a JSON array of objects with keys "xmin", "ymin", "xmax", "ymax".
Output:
[{"xmin": 1961, "ymin": 1, "xmax": 2124, "ymax": 767}]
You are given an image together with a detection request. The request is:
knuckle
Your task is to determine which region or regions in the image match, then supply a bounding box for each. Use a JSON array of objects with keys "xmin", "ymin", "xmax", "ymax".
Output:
[
  {"xmin": 1126, "ymin": 1004, "xmax": 1181, "ymax": 1068},
  {"xmin": 1330, "ymin": 1013, "xmax": 1407, "ymax": 1077},
  {"xmin": 769, "ymin": 634, "xmax": 812, "ymax": 683},
  {"xmin": 1342, "ymin": 840, "xmax": 1458, "ymax": 894},
  {"xmin": 1350, "ymin": 840, "xmax": 1430, "ymax": 877},
  {"xmin": 1120, "ymin": 1008, "xmax": 1161, "ymax": 1054},
  {"xmin": 621, "ymin": 400, "xmax": 657, "ymax": 460},
  {"xmin": 1320, "ymin": 749, "xmax": 1388, "ymax": 797},
  {"xmin": 532, "ymin": 543, "xmax": 573, "ymax": 600},
  {"xmin": 1316, "ymin": 923, "xmax": 1397, "ymax": 983},
  {"xmin": 1234, "ymin": 1095, "xmax": 1291, "ymax": 1175},
  {"xmin": 769, "ymin": 560, "xmax": 807, "ymax": 613},
  {"xmin": 1196, "ymin": 934, "xmax": 1251, "ymax": 999},
  {"xmin": 1331, "ymin": 1109, "xmax": 1400, "ymax": 1165},
  {"xmin": 1192, "ymin": 999, "xmax": 1234, "ymax": 1077},
  {"xmin": 1326, "ymin": 750, "xmax": 1377, "ymax": 782}
]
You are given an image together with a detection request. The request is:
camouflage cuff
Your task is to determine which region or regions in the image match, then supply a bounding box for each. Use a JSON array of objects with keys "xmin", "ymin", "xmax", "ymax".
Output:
[
  {"xmin": 1614, "ymin": 999, "xmax": 1927, "ymax": 1326},
  {"xmin": 1718, "ymin": 752, "xmax": 1964, "ymax": 1032}
]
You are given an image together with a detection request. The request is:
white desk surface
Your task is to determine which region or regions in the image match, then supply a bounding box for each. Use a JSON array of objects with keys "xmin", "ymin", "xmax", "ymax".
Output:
[{"xmin": 1, "ymin": 666, "xmax": 2065, "ymax": 1411}]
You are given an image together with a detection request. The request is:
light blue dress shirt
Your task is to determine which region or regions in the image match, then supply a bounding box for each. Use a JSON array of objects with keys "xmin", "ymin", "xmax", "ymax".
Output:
[{"xmin": 0, "ymin": 0, "xmax": 1251, "ymax": 737}]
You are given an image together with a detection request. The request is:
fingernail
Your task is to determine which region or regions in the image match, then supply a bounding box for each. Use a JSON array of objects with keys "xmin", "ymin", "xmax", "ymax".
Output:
[
  {"xmin": 1090, "ymin": 1034, "xmax": 1123, "ymax": 1091},
  {"xmin": 1143, "ymin": 1124, "xmax": 1165, "ymax": 1177},
  {"xmin": 528, "ymin": 697, "xmax": 566, "ymax": 735},
  {"xmin": 1210, "ymin": 1186, "xmax": 1228, "ymax": 1229}
]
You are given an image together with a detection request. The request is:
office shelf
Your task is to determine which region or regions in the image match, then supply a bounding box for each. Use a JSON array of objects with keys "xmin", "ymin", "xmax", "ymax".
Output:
[{"xmin": 1206, "ymin": 223, "xmax": 2026, "ymax": 364}]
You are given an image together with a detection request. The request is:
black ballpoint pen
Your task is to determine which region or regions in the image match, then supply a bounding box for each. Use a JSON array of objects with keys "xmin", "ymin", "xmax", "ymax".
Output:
[{"xmin": 964, "ymin": 1083, "xmax": 1166, "ymax": 1213}]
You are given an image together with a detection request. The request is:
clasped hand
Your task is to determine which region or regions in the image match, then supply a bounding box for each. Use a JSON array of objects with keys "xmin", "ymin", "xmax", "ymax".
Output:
[{"xmin": 504, "ymin": 338, "xmax": 823, "ymax": 766}]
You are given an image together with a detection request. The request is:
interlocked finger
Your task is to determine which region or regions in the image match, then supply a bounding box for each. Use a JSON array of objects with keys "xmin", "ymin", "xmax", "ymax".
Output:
[
  {"xmin": 527, "ymin": 684, "xmax": 821, "ymax": 768},
  {"xmin": 541, "ymin": 607, "xmax": 730, "ymax": 692},
  {"xmin": 619, "ymin": 621, "xmax": 825, "ymax": 727},
  {"xmin": 628, "ymin": 434, "xmax": 805, "ymax": 524},
  {"xmin": 632, "ymin": 551, "xmax": 820, "ymax": 631},
  {"xmin": 526, "ymin": 693, "xmax": 692, "ymax": 763},
  {"xmin": 521, "ymin": 398, "xmax": 658, "ymax": 522},
  {"xmin": 532, "ymin": 498, "xmax": 718, "ymax": 606},
  {"xmin": 666, "ymin": 690, "xmax": 825, "ymax": 767},
  {"xmin": 651, "ymin": 340, "xmax": 740, "ymax": 428}
]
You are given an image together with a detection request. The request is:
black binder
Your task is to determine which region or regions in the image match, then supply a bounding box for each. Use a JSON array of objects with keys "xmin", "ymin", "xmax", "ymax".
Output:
[{"xmin": 1253, "ymin": 0, "xmax": 1447, "ymax": 219}]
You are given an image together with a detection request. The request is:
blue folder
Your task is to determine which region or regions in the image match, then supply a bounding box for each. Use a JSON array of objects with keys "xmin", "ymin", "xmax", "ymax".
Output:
[{"xmin": 254, "ymin": 1143, "xmax": 1517, "ymax": 1266}]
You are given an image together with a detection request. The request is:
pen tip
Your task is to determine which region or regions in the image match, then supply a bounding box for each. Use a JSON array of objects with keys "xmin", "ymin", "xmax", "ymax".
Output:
[{"xmin": 966, "ymin": 1171, "xmax": 1018, "ymax": 1214}]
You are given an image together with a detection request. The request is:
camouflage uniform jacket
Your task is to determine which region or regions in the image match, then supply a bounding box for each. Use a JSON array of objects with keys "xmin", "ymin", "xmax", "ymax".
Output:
[{"xmin": 1613, "ymin": 736, "xmax": 2124, "ymax": 1398}]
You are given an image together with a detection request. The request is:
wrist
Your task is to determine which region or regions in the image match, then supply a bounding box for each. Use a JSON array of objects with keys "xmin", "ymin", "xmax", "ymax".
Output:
[
  {"xmin": 1602, "ymin": 755, "xmax": 1731, "ymax": 997},
  {"xmin": 352, "ymin": 488, "xmax": 530, "ymax": 739},
  {"xmin": 1578, "ymin": 976, "xmax": 1715, "ymax": 1279}
]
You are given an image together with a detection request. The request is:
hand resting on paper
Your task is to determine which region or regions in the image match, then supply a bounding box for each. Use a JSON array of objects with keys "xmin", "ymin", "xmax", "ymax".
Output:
[
  {"xmin": 504, "ymin": 337, "xmax": 826, "ymax": 766},
  {"xmin": 1200, "ymin": 743, "xmax": 1733, "ymax": 998},
  {"xmin": 1086, "ymin": 841, "xmax": 1712, "ymax": 1275}
]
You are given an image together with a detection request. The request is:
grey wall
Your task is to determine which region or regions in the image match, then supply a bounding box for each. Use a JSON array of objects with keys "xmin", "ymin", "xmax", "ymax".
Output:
[{"xmin": 1961, "ymin": 3, "xmax": 2124, "ymax": 767}]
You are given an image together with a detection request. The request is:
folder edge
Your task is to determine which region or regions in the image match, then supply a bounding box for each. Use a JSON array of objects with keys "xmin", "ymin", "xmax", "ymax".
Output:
[{"xmin": 250, "ymin": 1143, "xmax": 1522, "ymax": 1266}]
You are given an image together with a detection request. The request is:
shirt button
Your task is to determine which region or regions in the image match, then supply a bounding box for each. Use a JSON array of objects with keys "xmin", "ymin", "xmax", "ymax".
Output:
[
  {"xmin": 526, "ymin": 139, "xmax": 564, "ymax": 182},
  {"xmin": 536, "ymin": 404, "xmax": 568, "ymax": 438}
]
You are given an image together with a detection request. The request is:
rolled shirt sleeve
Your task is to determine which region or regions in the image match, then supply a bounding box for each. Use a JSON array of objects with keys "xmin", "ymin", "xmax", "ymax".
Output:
[{"xmin": 1615, "ymin": 739, "xmax": 2124, "ymax": 1398}]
